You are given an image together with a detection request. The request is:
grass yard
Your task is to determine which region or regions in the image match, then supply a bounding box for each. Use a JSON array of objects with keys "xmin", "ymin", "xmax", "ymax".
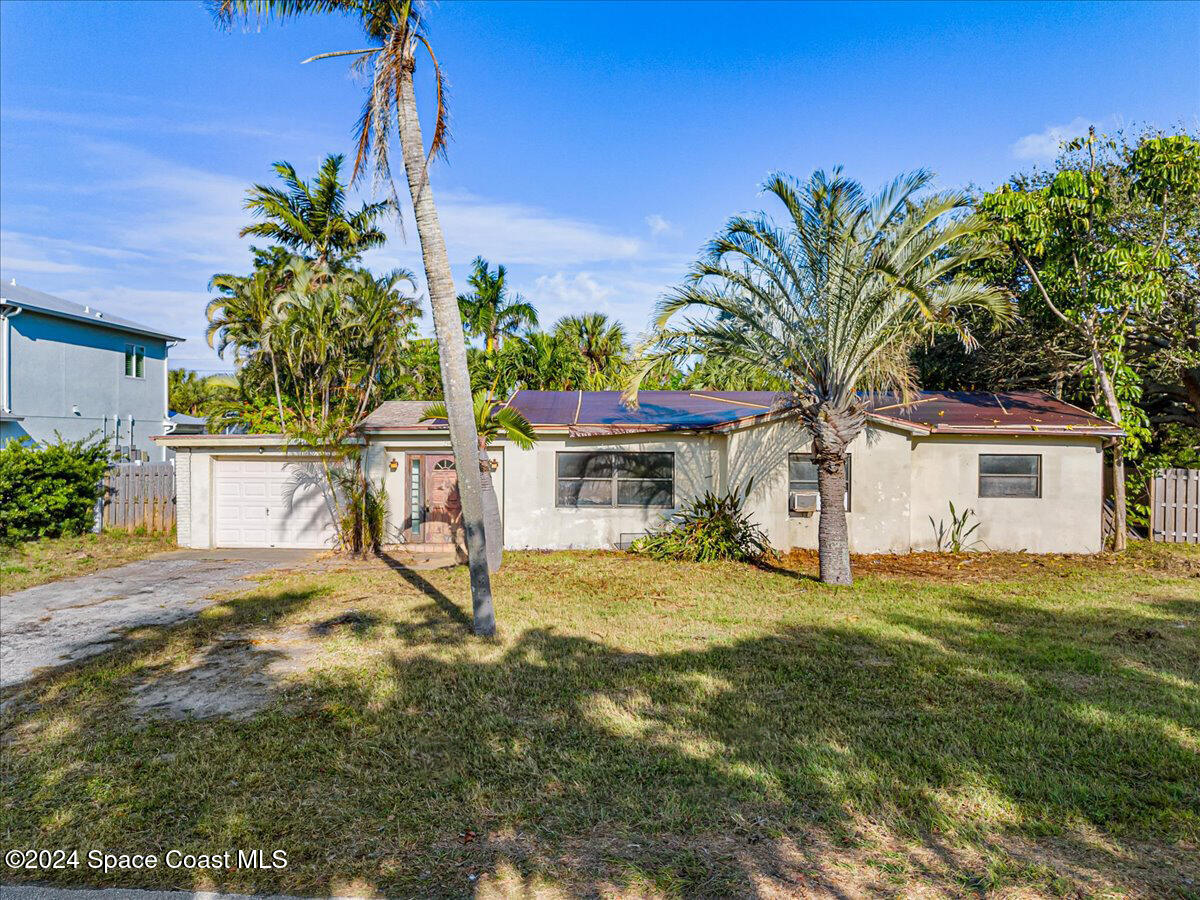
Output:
[
  {"xmin": 0, "ymin": 529, "xmax": 176, "ymax": 593},
  {"xmin": 2, "ymin": 544, "xmax": 1197, "ymax": 897}
]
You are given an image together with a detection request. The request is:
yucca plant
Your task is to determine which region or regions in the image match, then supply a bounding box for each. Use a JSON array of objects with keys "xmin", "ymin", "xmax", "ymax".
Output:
[
  {"xmin": 929, "ymin": 501, "xmax": 982, "ymax": 553},
  {"xmin": 632, "ymin": 482, "xmax": 772, "ymax": 563}
]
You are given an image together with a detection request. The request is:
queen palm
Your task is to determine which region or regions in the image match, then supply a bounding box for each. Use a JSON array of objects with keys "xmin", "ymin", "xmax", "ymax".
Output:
[
  {"xmin": 632, "ymin": 169, "xmax": 1012, "ymax": 585},
  {"xmin": 421, "ymin": 392, "xmax": 536, "ymax": 572},
  {"xmin": 458, "ymin": 257, "xmax": 538, "ymax": 352},
  {"xmin": 241, "ymin": 155, "xmax": 390, "ymax": 271},
  {"xmin": 217, "ymin": 0, "xmax": 496, "ymax": 634}
]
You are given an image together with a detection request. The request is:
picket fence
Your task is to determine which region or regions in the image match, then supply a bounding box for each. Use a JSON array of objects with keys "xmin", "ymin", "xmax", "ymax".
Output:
[
  {"xmin": 99, "ymin": 463, "xmax": 176, "ymax": 532},
  {"xmin": 1150, "ymin": 468, "xmax": 1200, "ymax": 544}
]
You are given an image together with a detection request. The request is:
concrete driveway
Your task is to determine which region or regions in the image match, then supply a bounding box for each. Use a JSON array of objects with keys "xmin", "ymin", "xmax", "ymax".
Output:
[{"xmin": 0, "ymin": 549, "xmax": 318, "ymax": 689}]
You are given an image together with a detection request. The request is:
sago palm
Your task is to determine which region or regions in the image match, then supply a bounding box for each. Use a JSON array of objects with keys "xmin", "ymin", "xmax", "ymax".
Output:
[
  {"xmin": 241, "ymin": 154, "xmax": 391, "ymax": 270},
  {"xmin": 421, "ymin": 392, "xmax": 536, "ymax": 572},
  {"xmin": 457, "ymin": 257, "xmax": 538, "ymax": 352},
  {"xmin": 216, "ymin": 0, "xmax": 496, "ymax": 633},
  {"xmin": 632, "ymin": 169, "xmax": 1012, "ymax": 585}
]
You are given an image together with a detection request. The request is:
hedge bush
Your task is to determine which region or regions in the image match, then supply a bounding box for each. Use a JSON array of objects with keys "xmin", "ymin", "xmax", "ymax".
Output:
[{"xmin": 0, "ymin": 436, "xmax": 110, "ymax": 546}]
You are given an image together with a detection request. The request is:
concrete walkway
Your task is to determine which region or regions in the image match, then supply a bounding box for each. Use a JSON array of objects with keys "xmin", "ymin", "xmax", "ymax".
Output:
[{"xmin": 1, "ymin": 549, "xmax": 317, "ymax": 688}]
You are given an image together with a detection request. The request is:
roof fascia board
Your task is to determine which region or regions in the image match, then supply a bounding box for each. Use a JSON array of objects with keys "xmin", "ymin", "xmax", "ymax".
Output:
[{"xmin": 0, "ymin": 297, "xmax": 185, "ymax": 343}]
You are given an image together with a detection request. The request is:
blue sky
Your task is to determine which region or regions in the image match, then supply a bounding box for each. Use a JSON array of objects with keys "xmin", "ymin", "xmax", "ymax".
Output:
[{"xmin": 2, "ymin": 1, "xmax": 1197, "ymax": 372}]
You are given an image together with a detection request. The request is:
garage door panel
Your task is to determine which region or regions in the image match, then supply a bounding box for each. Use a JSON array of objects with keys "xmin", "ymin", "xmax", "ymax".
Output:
[{"xmin": 213, "ymin": 458, "xmax": 337, "ymax": 549}]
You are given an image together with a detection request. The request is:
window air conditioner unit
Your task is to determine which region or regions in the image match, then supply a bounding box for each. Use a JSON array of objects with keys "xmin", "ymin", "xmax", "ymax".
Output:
[{"xmin": 789, "ymin": 491, "xmax": 818, "ymax": 514}]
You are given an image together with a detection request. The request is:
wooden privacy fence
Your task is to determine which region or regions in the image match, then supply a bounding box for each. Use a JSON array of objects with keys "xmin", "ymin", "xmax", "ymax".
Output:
[
  {"xmin": 1150, "ymin": 468, "xmax": 1199, "ymax": 544},
  {"xmin": 100, "ymin": 463, "xmax": 176, "ymax": 532}
]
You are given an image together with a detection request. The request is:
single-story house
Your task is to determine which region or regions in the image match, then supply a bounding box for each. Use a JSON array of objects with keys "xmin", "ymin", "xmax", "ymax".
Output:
[{"xmin": 154, "ymin": 389, "xmax": 1120, "ymax": 555}]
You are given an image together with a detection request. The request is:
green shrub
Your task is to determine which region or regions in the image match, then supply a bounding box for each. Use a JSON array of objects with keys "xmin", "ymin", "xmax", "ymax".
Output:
[
  {"xmin": 631, "ymin": 483, "xmax": 773, "ymax": 563},
  {"xmin": 0, "ymin": 436, "xmax": 110, "ymax": 546}
]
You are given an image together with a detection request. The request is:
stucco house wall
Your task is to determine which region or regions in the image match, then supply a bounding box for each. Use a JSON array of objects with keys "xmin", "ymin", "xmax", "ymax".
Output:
[
  {"xmin": 728, "ymin": 418, "xmax": 914, "ymax": 554},
  {"xmin": 497, "ymin": 432, "xmax": 721, "ymax": 550},
  {"xmin": 159, "ymin": 406, "xmax": 1111, "ymax": 556},
  {"xmin": 1, "ymin": 283, "xmax": 180, "ymax": 460},
  {"xmin": 365, "ymin": 434, "xmax": 507, "ymax": 546},
  {"xmin": 909, "ymin": 434, "xmax": 1105, "ymax": 553}
]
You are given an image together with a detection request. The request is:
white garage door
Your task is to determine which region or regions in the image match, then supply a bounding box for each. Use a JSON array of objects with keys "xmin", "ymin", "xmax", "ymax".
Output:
[{"xmin": 213, "ymin": 458, "xmax": 337, "ymax": 549}]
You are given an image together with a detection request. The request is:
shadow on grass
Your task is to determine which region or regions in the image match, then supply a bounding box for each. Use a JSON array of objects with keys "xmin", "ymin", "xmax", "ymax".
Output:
[{"xmin": 2, "ymin": 559, "xmax": 1197, "ymax": 897}]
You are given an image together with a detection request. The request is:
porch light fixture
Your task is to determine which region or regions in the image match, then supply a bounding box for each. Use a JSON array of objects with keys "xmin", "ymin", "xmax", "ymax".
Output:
[{"xmin": 389, "ymin": 458, "xmax": 399, "ymax": 472}]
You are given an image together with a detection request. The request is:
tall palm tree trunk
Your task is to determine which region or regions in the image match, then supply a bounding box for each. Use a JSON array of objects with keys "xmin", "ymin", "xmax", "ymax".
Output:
[
  {"xmin": 815, "ymin": 453, "xmax": 852, "ymax": 586},
  {"xmin": 397, "ymin": 59, "xmax": 495, "ymax": 635},
  {"xmin": 478, "ymin": 443, "xmax": 503, "ymax": 573},
  {"xmin": 269, "ymin": 350, "xmax": 287, "ymax": 428},
  {"xmin": 811, "ymin": 405, "xmax": 860, "ymax": 586}
]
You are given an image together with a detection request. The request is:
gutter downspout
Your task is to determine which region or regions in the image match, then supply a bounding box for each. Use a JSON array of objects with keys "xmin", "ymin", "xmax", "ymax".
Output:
[
  {"xmin": 0, "ymin": 302, "xmax": 23, "ymax": 416},
  {"xmin": 162, "ymin": 341, "xmax": 177, "ymax": 461}
]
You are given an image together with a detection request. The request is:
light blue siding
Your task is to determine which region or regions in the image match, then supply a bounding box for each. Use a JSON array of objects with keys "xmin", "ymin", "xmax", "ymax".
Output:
[{"xmin": 1, "ymin": 310, "xmax": 170, "ymax": 459}]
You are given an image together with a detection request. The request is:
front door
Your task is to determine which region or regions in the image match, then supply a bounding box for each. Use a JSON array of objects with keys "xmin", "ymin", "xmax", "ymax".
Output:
[{"xmin": 415, "ymin": 453, "xmax": 463, "ymax": 545}]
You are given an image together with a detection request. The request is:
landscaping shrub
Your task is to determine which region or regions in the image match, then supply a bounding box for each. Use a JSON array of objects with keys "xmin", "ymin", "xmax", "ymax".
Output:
[
  {"xmin": 0, "ymin": 436, "xmax": 110, "ymax": 546},
  {"xmin": 631, "ymin": 483, "xmax": 773, "ymax": 562}
]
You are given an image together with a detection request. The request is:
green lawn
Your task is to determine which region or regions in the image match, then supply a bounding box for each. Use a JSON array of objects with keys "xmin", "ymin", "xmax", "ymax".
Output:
[
  {"xmin": 0, "ymin": 529, "xmax": 176, "ymax": 593},
  {"xmin": 2, "ymin": 544, "xmax": 1197, "ymax": 897}
]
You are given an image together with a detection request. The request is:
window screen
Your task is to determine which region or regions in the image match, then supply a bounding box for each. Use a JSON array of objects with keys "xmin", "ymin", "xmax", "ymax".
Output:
[
  {"xmin": 124, "ymin": 344, "xmax": 144, "ymax": 378},
  {"xmin": 788, "ymin": 453, "xmax": 850, "ymax": 512},
  {"xmin": 556, "ymin": 452, "xmax": 674, "ymax": 508},
  {"xmin": 978, "ymin": 454, "xmax": 1041, "ymax": 498}
]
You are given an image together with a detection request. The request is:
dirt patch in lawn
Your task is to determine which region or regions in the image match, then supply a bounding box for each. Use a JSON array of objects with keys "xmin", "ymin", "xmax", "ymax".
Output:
[
  {"xmin": 773, "ymin": 542, "xmax": 1200, "ymax": 583},
  {"xmin": 128, "ymin": 621, "xmax": 352, "ymax": 720}
]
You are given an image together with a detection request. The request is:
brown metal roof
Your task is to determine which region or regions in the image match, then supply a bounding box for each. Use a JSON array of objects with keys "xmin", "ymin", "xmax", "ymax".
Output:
[
  {"xmin": 359, "ymin": 390, "xmax": 1120, "ymax": 437},
  {"xmin": 358, "ymin": 400, "xmax": 439, "ymax": 431}
]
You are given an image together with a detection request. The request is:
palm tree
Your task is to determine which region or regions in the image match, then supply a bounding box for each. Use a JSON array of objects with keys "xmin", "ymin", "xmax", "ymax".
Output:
[
  {"xmin": 216, "ymin": 0, "xmax": 497, "ymax": 634},
  {"xmin": 457, "ymin": 257, "xmax": 538, "ymax": 352},
  {"xmin": 554, "ymin": 313, "xmax": 628, "ymax": 387},
  {"xmin": 631, "ymin": 169, "xmax": 1012, "ymax": 585},
  {"xmin": 422, "ymin": 391, "xmax": 536, "ymax": 572},
  {"xmin": 503, "ymin": 330, "xmax": 587, "ymax": 391},
  {"xmin": 206, "ymin": 269, "xmax": 289, "ymax": 427},
  {"xmin": 241, "ymin": 154, "xmax": 390, "ymax": 270}
]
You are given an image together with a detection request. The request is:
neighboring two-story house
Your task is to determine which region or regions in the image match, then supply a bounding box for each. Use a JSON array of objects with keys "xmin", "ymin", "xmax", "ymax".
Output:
[{"xmin": 0, "ymin": 279, "xmax": 185, "ymax": 461}]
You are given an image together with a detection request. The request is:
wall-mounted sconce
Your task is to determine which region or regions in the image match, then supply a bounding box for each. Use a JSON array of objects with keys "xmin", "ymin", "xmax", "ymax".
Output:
[
  {"xmin": 388, "ymin": 458, "xmax": 399, "ymax": 472},
  {"xmin": 71, "ymin": 404, "xmax": 80, "ymax": 416}
]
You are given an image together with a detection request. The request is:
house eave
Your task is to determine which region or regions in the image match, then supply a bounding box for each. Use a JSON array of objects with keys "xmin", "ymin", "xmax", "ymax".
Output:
[{"xmin": 1, "ymin": 298, "xmax": 186, "ymax": 343}]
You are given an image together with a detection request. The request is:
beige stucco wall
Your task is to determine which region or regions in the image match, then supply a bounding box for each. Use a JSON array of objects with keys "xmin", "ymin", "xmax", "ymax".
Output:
[
  {"xmin": 493, "ymin": 432, "xmax": 721, "ymax": 550},
  {"xmin": 365, "ymin": 435, "xmax": 505, "ymax": 546},
  {"xmin": 163, "ymin": 426, "xmax": 1108, "ymax": 555},
  {"xmin": 162, "ymin": 442, "xmax": 333, "ymax": 549},
  {"xmin": 909, "ymin": 434, "xmax": 1105, "ymax": 553},
  {"xmin": 726, "ymin": 418, "xmax": 914, "ymax": 554}
]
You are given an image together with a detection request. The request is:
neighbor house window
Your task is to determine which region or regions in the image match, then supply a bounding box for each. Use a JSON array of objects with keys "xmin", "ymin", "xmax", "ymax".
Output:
[
  {"xmin": 788, "ymin": 453, "xmax": 851, "ymax": 512},
  {"xmin": 124, "ymin": 344, "xmax": 144, "ymax": 378},
  {"xmin": 556, "ymin": 451, "xmax": 674, "ymax": 508},
  {"xmin": 978, "ymin": 454, "xmax": 1041, "ymax": 498}
]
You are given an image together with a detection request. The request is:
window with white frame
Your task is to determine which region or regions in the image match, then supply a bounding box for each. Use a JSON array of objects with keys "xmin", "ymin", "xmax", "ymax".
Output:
[
  {"xmin": 124, "ymin": 344, "xmax": 145, "ymax": 379},
  {"xmin": 788, "ymin": 452, "xmax": 850, "ymax": 513},
  {"xmin": 978, "ymin": 454, "xmax": 1041, "ymax": 498},
  {"xmin": 556, "ymin": 451, "xmax": 674, "ymax": 508}
]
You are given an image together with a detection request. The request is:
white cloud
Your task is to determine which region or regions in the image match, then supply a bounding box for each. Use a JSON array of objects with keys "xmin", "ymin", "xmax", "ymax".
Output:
[
  {"xmin": 434, "ymin": 193, "xmax": 642, "ymax": 266},
  {"xmin": 645, "ymin": 214, "xmax": 674, "ymax": 236},
  {"xmin": 532, "ymin": 272, "xmax": 615, "ymax": 310},
  {"xmin": 1011, "ymin": 116, "xmax": 1111, "ymax": 160}
]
